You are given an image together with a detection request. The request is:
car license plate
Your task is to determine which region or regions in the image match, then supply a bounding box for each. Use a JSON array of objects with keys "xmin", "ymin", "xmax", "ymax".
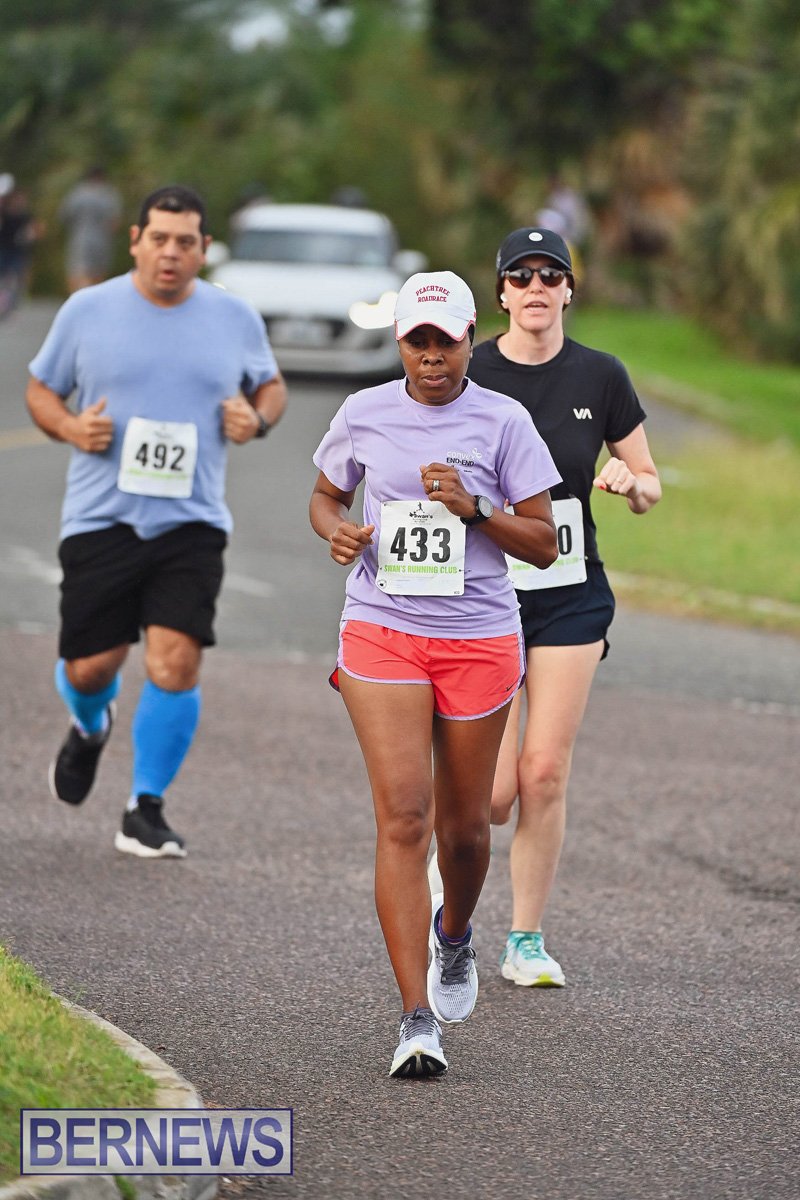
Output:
[{"xmin": 269, "ymin": 319, "xmax": 332, "ymax": 347}]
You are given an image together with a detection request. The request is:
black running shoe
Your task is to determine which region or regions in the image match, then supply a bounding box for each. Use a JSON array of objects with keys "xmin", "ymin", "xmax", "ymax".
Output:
[
  {"xmin": 114, "ymin": 795, "xmax": 187, "ymax": 858},
  {"xmin": 48, "ymin": 705, "xmax": 115, "ymax": 805}
]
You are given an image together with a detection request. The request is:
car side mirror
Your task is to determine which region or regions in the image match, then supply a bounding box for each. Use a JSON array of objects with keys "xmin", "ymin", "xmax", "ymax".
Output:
[
  {"xmin": 204, "ymin": 241, "xmax": 230, "ymax": 269},
  {"xmin": 392, "ymin": 249, "xmax": 428, "ymax": 277}
]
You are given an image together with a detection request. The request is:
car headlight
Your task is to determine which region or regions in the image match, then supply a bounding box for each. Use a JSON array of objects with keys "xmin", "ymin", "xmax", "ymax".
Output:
[{"xmin": 348, "ymin": 290, "xmax": 398, "ymax": 330}]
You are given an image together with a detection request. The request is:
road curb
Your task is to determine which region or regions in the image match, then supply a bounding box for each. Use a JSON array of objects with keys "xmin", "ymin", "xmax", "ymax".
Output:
[{"xmin": 0, "ymin": 1000, "xmax": 217, "ymax": 1200}]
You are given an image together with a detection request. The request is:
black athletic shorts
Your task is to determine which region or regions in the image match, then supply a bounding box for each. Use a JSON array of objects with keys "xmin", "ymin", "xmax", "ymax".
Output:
[
  {"xmin": 58, "ymin": 522, "xmax": 227, "ymax": 660},
  {"xmin": 517, "ymin": 561, "xmax": 615, "ymax": 660}
]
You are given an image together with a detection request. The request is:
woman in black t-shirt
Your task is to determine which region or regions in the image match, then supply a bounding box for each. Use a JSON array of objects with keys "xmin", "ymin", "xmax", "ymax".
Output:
[{"xmin": 463, "ymin": 226, "xmax": 661, "ymax": 988}]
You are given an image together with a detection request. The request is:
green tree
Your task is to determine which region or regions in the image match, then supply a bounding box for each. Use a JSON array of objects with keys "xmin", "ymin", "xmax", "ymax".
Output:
[
  {"xmin": 429, "ymin": 0, "xmax": 728, "ymax": 158},
  {"xmin": 0, "ymin": 1, "xmax": 255, "ymax": 287},
  {"xmin": 683, "ymin": 0, "xmax": 800, "ymax": 358}
]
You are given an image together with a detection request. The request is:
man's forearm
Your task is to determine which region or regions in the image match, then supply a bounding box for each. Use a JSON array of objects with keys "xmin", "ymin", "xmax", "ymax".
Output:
[
  {"xmin": 252, "ymin": 374, "xmax": 288, "ymax": 429},
  {"xmin": 26, "ymin": 377, "xmax": 73, "ymax": 443}
]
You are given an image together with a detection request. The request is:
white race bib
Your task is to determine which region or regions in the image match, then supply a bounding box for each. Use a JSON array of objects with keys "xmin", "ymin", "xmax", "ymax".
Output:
[
  {"xmin": 375, "ymin": 500, "xmax": 466, "ymax": 595},
  {"xmin": 117, "ymin": 417, "xmax": 198, "ymax": 499},
  {"xmin": 506, "ymin": 497, "xmax": 587, "ymax": 591}
]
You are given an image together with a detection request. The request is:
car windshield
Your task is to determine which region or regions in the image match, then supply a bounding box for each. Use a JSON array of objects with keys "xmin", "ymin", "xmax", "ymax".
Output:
[{"xmin": 231, "ymin": 228, "xmax": 393, "ymax": 267}]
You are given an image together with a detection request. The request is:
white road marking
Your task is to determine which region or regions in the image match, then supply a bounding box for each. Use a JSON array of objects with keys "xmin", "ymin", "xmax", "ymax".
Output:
[
  {"xmin": 224, "ymin": 572, "xmax": 275, "ymax": 598},
  {"xmin": 0, "ymin": 427, "xmax": 48, "ymax": 450},
  {"xmin": 0, "ymin": 547, "xmax": 275, "ymax": 600},
  {"xmin": 1, "ymin": 545, "xmax": 60, "ymax": 584}
]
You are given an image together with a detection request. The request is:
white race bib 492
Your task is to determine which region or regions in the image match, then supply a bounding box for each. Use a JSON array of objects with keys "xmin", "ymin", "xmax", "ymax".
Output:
[
  {"xmin": 117, "ymin": 417, "xmax": 198, "ymax": 499},
  {"xmin": 506, "ymin": 496, "xmax": 587, "ymax": 591},
  {"xmin": 375, "ymin": 500, "xmax": 466, "ymax": 595}
]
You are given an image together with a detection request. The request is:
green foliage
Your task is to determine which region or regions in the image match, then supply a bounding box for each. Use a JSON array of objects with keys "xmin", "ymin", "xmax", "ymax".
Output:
[
  {"xmin": 429, "ymin": 0, "xmax": 728, "ymax": 156},
  {"xmin": 3, "ymin": 0, "xmax": 800, "ymax": 361},
  {"xmin": 681, "ymin": 0, "xmax": 800, "ymax": 358},
  {"xmin": 0, "ymin": 0, "xmax": 205, "ymax": 32}
]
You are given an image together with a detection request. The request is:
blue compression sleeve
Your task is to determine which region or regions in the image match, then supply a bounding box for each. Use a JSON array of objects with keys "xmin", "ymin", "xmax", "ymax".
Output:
[
  {"xmin": 131, "ymin": 680, "xmax": 201, "ymax": 798},
  {"xmin": 55, "ymin": 659, "xmax": 120, "ymax": 735}
]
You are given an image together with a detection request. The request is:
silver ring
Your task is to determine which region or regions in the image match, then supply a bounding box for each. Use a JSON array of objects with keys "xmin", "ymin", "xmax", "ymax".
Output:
[{"xmin": 432, "ymin": 479, "xmax": 440, "ymax": 492}]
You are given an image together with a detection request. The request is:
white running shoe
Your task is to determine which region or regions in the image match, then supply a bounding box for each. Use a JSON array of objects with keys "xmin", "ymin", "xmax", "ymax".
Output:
[
  {"xmin": 500, "ymin": 931, "xmax": 566, "ymax": 987},
  {"xmin": 427, "ymin": 893, "xmax": 478, "ymax": 1023},
  {"xmin": 389, "ymin": 1006, "xmax": 447, "ymax": 1078}
]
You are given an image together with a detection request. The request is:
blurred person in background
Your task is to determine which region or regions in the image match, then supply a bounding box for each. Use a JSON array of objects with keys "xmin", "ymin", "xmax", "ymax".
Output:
[
  {"xmin": 538, "ymin": 174, "xmax": 591, "ymax": 250},
  {"xmin": 330, "ymin": 185, "xmax": 369, "ymax": 209},
  {"xmin": 58, "ymin": 166, "xmax": 123, "ymax": 292},
  {"xmin": 0, "ymin": 179, "xmax": 44, "ymax": 318},
  {"xmin": 26, "ymin": 184, "xmax": 286, "ymax": 858},
  {"xmin": 452, "ymin": 226, "xmax": 661, "ymax": 989},
  {"xmin": 536, "ymin": 173, "xmax": 592, "ymax": 282}
]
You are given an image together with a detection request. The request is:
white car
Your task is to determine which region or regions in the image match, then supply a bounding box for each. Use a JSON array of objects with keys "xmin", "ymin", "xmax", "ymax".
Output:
[{"xmin": 207, "ymin": 203, "xmax": 427, "ymax": 377}]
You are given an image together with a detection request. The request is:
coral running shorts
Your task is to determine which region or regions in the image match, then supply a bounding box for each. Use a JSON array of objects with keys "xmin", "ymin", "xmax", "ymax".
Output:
[{"xmin": 332, "ymin": 619, "xmax": 526, "ymax": 721}]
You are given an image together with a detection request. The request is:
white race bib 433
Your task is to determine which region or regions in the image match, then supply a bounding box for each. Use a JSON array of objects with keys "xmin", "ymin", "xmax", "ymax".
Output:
[{"xmin": 375, "ymin": 500, "xmax": 466, "ymax": 595}]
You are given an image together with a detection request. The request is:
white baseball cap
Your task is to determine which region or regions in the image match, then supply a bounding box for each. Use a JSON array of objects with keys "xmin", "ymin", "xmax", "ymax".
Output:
[{"xmin": 394, "ymin": 271, "xmax": 476, "ymax": 341}]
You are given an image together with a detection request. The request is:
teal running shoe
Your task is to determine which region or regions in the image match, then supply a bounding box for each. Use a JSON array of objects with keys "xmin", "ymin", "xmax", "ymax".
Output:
[{"xmin": 500, "ymin": 931, "xmax": 565, "ymax": 987}]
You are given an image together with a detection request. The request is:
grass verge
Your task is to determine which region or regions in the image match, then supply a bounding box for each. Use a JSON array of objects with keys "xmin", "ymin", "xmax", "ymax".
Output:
[
  {"xmin": 558, "ymin": 305, "xmax": 800, "ymax": 634},
  {"xmin": 594, "ymin": 437, "xmax": 800, "ymax": 633},
  {"xmin": 0, "ymin": 944, "xmax": 156, "ymax": 1185},
  {"xmin": 568, "ymin": 305, "xmax": 800, "ymax": 449}
]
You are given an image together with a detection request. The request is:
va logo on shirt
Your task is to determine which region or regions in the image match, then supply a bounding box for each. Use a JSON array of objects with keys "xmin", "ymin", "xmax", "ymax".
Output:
[{"xmin": 573, "ymin": 408, "xmax": 592, "ymax": 420}]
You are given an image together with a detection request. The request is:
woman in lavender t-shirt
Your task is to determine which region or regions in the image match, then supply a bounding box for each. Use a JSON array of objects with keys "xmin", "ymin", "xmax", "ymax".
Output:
[{"xmin": 310, "ymin": 271, "xmax": 561, "ymax": 1078}]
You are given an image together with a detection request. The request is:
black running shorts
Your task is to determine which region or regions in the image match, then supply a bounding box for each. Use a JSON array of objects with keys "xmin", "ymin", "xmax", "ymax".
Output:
[
  {"xmin": 58, "ymin": 522, "xmax": 227, "ymax": 660},
  {"xmin": 516, "ymin": 561, "xmax": 615, "ymax": 659}
]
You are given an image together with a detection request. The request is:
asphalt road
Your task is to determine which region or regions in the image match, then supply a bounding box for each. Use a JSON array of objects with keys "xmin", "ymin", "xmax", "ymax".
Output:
[{"xmin": 1, "ymin": 302, "xmax": 798, "ymax": 1199}]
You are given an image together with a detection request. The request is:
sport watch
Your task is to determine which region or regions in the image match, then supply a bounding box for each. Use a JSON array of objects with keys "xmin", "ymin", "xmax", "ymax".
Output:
[
  {"xmin": 253, "ymin": 412, "xmax": 271, "ymax": 439},
  {"xmin": 461, "ymin": 495, "xmax": 494, "ymax": 526}
]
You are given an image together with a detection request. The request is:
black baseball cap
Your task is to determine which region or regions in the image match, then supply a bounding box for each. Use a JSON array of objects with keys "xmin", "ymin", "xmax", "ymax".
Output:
[{"xmin": 496, "ymin": 227, "xmax": 573, "ymax": 275}]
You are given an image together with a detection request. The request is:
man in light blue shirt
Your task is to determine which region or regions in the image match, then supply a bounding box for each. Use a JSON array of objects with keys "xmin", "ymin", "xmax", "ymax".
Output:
[{"xmin": 27, "ymin": 184, "xmax": 287, "ymax": 858}]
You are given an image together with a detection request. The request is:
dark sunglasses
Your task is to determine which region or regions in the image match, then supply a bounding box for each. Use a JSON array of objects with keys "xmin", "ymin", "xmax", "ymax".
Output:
[{"xmin": 503, "ymin": 265, "xmax": 567, "ymax": 289}]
